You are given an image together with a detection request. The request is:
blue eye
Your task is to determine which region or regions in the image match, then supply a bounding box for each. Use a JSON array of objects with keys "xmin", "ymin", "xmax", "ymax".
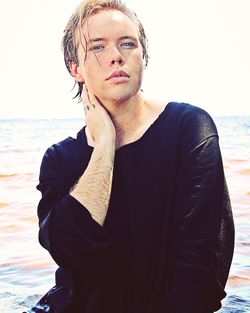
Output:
[
  {"xmin": 121, "ymin": 42, "xmax": 136, "ymax": 48},
  {"xmin": 90, "ymin": 45, "xmax": 104, "ymax": 52}
]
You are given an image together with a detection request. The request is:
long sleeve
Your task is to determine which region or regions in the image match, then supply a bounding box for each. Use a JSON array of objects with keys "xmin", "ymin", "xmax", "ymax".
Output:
[
  {"xmin": 34, "ymin": 104, "xmax": 234, "ymax": 313},
  {"xmin": 164, "ymin": 106, "xmax": 234, "ymax": 312},
  {"xmin": 37, "ymin": 138, "xmax": 113, "ymax": 273}
]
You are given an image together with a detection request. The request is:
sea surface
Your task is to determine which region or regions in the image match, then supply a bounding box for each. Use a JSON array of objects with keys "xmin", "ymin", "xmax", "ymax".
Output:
[{"xmin": 0, "ymin": 116, "xmax": 250, "ymax": 312}]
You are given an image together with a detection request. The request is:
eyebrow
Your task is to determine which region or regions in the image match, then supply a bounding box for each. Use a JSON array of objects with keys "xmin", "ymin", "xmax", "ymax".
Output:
[
  {"xmin": 87, "ymin": 37, "xmax": 107, "ymax": 44},
  {"xmin": 87, "ymin": 35, "xmax": 138, "ymax": 44}
]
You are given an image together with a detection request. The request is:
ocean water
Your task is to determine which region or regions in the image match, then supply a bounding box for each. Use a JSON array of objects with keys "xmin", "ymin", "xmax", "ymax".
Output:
[{"xmin": 0, "ymin": 116, "xmax": 249, "ymax": 312}]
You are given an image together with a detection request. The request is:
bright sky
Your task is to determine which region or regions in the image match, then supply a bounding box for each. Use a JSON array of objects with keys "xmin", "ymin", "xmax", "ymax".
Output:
[{"xmin": 1, "ymin": 0, "xmax": 250, "ymax": 118}]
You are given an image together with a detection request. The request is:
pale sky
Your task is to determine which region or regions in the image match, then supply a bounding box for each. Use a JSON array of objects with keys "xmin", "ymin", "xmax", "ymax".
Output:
[{"xmin": 0, "ymin": 0, "xmax": 250, "ymax": 118}]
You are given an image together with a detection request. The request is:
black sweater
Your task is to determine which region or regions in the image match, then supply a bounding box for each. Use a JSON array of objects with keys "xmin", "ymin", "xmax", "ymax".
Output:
[{"xmin": 37, "ymin": 102, "xmax": 234, "ymax": 313}]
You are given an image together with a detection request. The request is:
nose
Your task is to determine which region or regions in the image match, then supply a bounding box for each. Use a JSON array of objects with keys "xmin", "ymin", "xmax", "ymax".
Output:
[
  {"xmin": 111, "ymin": 58, "xmax": 123, "ymax": 65},
  {"xmin": 110, "ymin": 47, "xmax": 124, "ymax": 66}
]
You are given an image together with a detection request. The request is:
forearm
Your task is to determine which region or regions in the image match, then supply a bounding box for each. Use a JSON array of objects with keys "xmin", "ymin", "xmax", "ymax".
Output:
[
  {"xmin": 70, "ymin": 139, "xmax": 115, "ymax": 226},
  {"xmin": 166, "ymin": 137, "xmax": 230, "ymax": 312}
]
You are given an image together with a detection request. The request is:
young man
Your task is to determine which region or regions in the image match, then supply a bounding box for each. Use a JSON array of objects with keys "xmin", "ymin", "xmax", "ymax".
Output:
[{"xmin": 36, "ymin": 0, "xmax": 234, "ymax": 312}]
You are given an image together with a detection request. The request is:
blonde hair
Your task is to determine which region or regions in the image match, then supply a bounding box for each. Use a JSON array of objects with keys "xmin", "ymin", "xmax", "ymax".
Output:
[{"xmin": 62, "ymin": 0, "xmax": 149, "ymax": 100}]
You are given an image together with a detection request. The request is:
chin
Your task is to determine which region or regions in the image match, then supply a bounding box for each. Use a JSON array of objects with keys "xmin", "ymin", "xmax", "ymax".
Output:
[{"xmin": 105, "ymin": 85, "xmax": 141, "ymax": 104}]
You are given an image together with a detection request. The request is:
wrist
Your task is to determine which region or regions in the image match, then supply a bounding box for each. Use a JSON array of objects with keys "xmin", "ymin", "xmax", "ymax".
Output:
[{"xmin": 94, "ymin": 138, "xmax": 116, "ymax": 155}]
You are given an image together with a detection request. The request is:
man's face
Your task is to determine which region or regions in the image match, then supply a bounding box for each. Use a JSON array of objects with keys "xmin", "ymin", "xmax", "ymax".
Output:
[{"xmin": 75, "ymin": 10, "xmax": 144, "ymax": 103}]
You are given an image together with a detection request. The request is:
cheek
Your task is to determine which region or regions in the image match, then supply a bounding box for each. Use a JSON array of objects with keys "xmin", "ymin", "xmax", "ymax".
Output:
[
  {"xmin": 84, "ymin": 53, "xmax": 105, "ymax": 77},
  {"xmin": 132, "ymin": 55, "xmax": 144, "ymax": 78},
  {"xmin": 130, "ymin": 49, "xmax": 144, "ymax": 70},
  {"xmin": 83, "ymin": 63, "xmax": 99, "ymax": 86}
]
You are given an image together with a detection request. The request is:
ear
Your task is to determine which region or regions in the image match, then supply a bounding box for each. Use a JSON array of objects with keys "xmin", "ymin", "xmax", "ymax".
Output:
[{"xmin": 69, "ymin": 61, "xmax": 84, "ymax": 83}]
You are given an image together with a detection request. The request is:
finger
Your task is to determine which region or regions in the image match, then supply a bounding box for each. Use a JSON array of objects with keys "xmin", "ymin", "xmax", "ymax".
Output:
[
  {"xmin": 94, "ymin": 95, "xmax": 104, "ymax": 107},
  {"xmin": 87, "ymin": 88, "xmax": 99, "ymax": 108},
  {"xmin": 86, "ymin": 86, "xmax": 103, "ymax": 108},
  {"xmin": 83, "ymin": 85, "xmax": 97, "ymax": 109},
  {"xmin": 82, "ymin": 85, "xmax": 91, "ymax": 113},
  {"xmin": 85, "ymin": 85, "xmax": 92, "ymax": 105}
]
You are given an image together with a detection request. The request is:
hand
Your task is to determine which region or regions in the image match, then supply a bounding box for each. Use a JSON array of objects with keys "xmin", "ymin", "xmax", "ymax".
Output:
[{"xmin": 83, "ymin": 85, "xmax": 116, "ymax": 147}]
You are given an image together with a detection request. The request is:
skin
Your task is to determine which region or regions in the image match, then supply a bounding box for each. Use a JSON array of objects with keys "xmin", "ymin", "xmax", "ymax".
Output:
[
  {"xmin": 70, "ymin": 10, "xmax": 166, "ymax": 225},
  {"xmin": 76, "ymin": 10, "xmax": 144, "ymax": 106}
]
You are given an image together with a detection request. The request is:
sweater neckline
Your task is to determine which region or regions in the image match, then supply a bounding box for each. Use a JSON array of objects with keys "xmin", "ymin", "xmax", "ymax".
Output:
[{"xmin": 81, "ymin": 102, "xmax": 170, "ymax": 153}]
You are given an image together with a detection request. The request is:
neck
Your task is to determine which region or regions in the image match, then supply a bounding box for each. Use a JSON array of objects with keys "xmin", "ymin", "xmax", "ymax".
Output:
[{"xmin": 102, "ymin": 91, "xmax": 146, "ymax": 140}]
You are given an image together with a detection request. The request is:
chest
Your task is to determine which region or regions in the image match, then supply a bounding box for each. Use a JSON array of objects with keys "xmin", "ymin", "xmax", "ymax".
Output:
[
  {"xmin": 104, "ymin": 138, "xmax": 180, "ymax": 249},
  {"xmin": 115, "ymin": 103, "xmax": 167, "ymax": 150}
]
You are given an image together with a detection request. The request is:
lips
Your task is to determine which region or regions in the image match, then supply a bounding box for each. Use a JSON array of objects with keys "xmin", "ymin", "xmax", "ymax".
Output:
[{"xmin": 106, "ymin": 70, "xmax": 129, "ymax": 80}]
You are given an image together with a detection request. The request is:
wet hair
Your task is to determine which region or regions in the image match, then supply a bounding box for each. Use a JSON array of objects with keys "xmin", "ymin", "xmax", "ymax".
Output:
[{"xmin": 62, "ymin": 0, "xmax": 149, "ymax": 101}]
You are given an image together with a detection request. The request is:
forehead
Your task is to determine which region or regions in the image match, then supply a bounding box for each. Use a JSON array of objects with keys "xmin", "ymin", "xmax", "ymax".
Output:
[{"xmin": 82, "ymin": 10, "xmax": 139, "ymax": 40}]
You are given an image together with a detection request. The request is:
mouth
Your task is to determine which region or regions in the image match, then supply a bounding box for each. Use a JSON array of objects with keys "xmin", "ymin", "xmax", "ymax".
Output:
[{"xmin": 106, "ymin": 70, "xmax": 129, "ymax": 80}]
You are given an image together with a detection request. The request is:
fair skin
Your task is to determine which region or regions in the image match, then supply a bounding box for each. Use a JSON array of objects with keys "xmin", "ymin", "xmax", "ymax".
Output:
[{"xmin": 70, "ymin": 10, "xmax": 166, "ymax": 225}]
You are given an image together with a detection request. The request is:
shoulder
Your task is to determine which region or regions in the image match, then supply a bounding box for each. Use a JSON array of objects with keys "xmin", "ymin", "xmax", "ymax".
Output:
[
  {"xmin": 167, "ymin": 102, "xmax": 216, "ymax": 128},
  {"xmin": 151, "ymin": 102, "xmax": 219, "ymax": 156},
  {"xmin": 144, "ymin": 99, "xmax": 218, "ymax": 149},
  {"xmin": 148, "ymin": 100, "xmax": 217, "ymax": 135},
  {"xmin": 167, "ymin": 102, "xmax": 218, "ymax": 142},
  {"xmin": 44, "ymin": 131, "xmax": 82, "ymax": 163},
  {"xmin": 40, "ymin": 128, "xmax": 90, "ymax": 177}
]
